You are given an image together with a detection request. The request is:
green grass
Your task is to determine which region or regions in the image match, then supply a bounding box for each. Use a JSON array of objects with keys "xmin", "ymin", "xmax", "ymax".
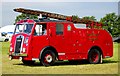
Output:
[
  {"xmin": 0, "ymin": 42, "xmax": 2, "ymax": 75},
  {"xmin": 1, "ymin": 42, "xmax": 119, "ymax": 74}
]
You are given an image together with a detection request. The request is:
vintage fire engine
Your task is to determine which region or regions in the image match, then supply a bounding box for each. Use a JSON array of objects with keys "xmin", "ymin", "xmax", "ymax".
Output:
[{"xmin": 9, "ymin": 8, "xmax": 113, "ymax": 66}]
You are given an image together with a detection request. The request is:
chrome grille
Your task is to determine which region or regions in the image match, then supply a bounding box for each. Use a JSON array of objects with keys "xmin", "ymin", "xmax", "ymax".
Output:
[{"xmin": 15, "ymin": 35, "xmax": 23, "ymax": 53}]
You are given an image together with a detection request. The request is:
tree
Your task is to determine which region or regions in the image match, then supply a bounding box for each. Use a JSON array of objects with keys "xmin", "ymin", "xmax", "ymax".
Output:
[
  {"xmin": 100, "ymin": 13, "xmax": 120, "ymax": 37},
  {"xmin": 82, "ymin": 16, "xmax": 97, "ymax": 21},
  {"xmin": 72, "ymin": 15, "xmax": 79, "ymax": 21},
  {"xmin": 114, "ymin": 15, "xmax": 120, "ymax": 37},
  {"xmin": 72, "ymin": 15, "xmax": 96, "ymax": 21},
  {"xmin": 14, "ymin": 13, "xmax": 38, "ymax": 24}
]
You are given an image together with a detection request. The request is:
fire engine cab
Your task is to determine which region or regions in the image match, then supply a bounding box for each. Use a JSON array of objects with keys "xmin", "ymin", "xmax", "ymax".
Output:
[{"xmin": 9, "ymin": 8, "xmax": 113, "ymax": 66}]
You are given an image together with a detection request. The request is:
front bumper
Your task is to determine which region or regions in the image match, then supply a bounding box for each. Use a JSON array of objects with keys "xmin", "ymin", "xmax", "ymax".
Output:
[
  {"xmin": 8, "ymin": 53, "xmax": 27, "ymax": 60},
  {"xmin": 8, "ymin": 53, "xmax": 27, "ymax": 56}
]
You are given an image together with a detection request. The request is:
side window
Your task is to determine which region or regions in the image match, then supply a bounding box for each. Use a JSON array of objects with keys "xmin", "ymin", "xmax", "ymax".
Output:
[
  {"xmin": 56, "ymin": 23, "xmax": 64, "ymax": 35},
  {"xmin": 34, "ymin": 24, "xmax": 47, "ymax": 36},
  {"xmin": 74, "ymin": 24, "xmax": 87, "ymax": 29}
]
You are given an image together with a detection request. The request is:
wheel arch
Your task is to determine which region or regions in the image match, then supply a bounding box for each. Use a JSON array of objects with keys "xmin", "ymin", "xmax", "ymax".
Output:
[
  {"xmin": 88, "ymin": 46, "xmax": 103, "ymax": 58},
  {"xmin": 39, "ymin": 46, "xmax": 58, "ymax": 59}
]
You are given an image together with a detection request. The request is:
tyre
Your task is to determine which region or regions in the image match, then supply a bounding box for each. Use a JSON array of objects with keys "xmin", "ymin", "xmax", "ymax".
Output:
[
  {"xmin": 4, "ymin": 39, "xmax": 9, "ymax": 42},
  {"xmin": 22, "ymin": 60, "xmax": 35, "ymax": 65},
  {"xmin": 88, "ymin": 49, "xmax": 102, "ymax": 64},
  {"xmin": 40, "ymin": 50, "xmax": 56, "ymax": 67}
]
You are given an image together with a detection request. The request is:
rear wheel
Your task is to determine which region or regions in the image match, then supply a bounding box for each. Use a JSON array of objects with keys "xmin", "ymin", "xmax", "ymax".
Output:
[
  {"xmin": 40, "ymin": 50, "xmax": 56, "ymax": 67},
  {"xmin": 88, "ymin": 49, "xmax": 102, "ymax": 64}
]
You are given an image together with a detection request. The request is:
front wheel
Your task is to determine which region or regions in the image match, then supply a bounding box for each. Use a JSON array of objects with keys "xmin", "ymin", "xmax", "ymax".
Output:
[
  {"xmin": 88, "ymin": 49, "xmax": 102, "ymax": 64},
  {"xmin": 40, "ymin": 50, "xmax": 56, "ymax": 67}
]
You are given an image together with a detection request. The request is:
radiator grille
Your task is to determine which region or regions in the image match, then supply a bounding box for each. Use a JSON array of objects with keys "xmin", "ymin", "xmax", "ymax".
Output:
[{"xmin": 15, "ymin": 35, "xmax": 23, "ymax": 53}]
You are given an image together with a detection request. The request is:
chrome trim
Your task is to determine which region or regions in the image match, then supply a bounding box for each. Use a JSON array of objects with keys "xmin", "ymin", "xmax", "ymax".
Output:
[
  {"xmin": 58, "ymin": 53, "xmax": 65, "ymax": 55},
  {"xmin": 9, "ymin": 53, "xmax": 27, "ymax": 56},
  {"xmin": 14, "ymin": 35, "xmax": 24, "ymax": 53},
  {"xmin": 20, "ymin": 35, "xmax": 24, "ymax": 53},
  {"xmin": 105, "ymin": 56, "xmax": 110, "ymax": 58},
  {"xmin": 32, "ymin": 58, "xmax": 39, "ymax": 61}
]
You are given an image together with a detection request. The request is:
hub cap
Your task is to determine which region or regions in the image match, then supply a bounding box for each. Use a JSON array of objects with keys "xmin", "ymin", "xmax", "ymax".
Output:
[
  {"xmin": 45, "ymin": 54, "xmax": 52, "ymax": 63},
  {"xmin": 91, "ymin": 52, "xmax": 98, "ymax": 62}
]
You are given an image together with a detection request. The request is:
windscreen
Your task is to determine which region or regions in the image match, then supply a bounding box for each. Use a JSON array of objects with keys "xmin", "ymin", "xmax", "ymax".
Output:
[{"xmin": 14, "ymin": 24, "xmax": 34, "ymax": 35}]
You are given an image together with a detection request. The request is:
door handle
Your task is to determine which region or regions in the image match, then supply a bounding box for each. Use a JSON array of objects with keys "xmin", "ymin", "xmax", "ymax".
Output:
[{"xmin": 49, "ymin": 29, "xmax": 52, "ymax": 36}]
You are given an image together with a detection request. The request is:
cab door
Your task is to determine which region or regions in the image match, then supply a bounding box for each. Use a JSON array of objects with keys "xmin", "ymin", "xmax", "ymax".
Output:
[
  {"xmin": 31, "ymin": 23, "xmax": 49, "ymax": 58},
  {"xmin": 64, "ymin": 23, "xmax": 73, "ymax": 54},
  {"xmin": 48, "ymin": 23, "xmax": 65, "ymax": 54}
]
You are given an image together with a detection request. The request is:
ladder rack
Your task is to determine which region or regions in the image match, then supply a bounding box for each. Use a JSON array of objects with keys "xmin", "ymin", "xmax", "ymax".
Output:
[{"xmin": 14, "ymin": 8, "xmax": 103, "ymax": 28}]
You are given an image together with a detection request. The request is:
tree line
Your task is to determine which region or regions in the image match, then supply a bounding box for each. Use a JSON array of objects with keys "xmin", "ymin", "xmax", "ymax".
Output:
[{"xmin": 15, "ymin": 13, "xmax": 120, "ymax": 37}]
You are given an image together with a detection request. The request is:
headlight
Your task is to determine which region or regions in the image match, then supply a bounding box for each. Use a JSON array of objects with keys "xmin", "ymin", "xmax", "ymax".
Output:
[
  {"xmin": 24, "ymin": 37, "xmax": 29, "ymax": 44},
  {"xmin": 23, "ymin": 48, "xmax": 26, "ymax": 52},
  {"xmin": 10, "ymin": 43, "xmax": 12, "ymax": 46}
]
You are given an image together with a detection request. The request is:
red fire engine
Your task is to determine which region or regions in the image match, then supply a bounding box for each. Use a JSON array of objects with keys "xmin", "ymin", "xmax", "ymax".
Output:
[{"xmin": 9, "ymin": 8, "xmax": 113, "ymax": 66}]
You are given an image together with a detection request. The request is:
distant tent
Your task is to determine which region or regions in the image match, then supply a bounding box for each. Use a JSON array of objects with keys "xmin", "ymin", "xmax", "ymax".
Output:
[
  {"xmin": 0, "ymin": 25, "xmax": 16, "ymax": 41},
  {"xmin": 0, "ymin": 25, "xmax": 15, "ymax": 33}
]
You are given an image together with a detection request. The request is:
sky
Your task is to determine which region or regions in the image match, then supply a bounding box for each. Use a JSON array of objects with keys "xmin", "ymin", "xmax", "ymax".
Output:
[
  {"xmin": 1, "ymin": 0, "xmax": 120, "ymax": 2},
  {"xmin": 1, "ymin": 1, "xmax": 119, "ymax": 27}
]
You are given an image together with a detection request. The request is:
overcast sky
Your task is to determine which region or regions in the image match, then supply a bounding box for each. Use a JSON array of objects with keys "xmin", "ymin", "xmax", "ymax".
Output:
[
  {"xmin": 1, "ymin": 0, "xmax": 120, "ymax": 2},
  {"xmin": 1, "ymin": 1, "xmax": 119, "ymax": 27}
]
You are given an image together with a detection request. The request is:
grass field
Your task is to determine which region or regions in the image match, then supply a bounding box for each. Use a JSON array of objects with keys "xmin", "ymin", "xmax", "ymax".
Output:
[{"xmin": 1, "ymin": 42, "xmax": 119, "ymax": 74}]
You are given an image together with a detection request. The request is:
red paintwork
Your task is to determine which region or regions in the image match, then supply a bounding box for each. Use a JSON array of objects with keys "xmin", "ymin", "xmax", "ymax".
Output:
[
  {"xmin": 16, "ymin": 19, "xmax": 35, "ymax": 24},
  {"xmin": 9, "ymin": 19, "xmax": 113, "ymax": 61}
]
